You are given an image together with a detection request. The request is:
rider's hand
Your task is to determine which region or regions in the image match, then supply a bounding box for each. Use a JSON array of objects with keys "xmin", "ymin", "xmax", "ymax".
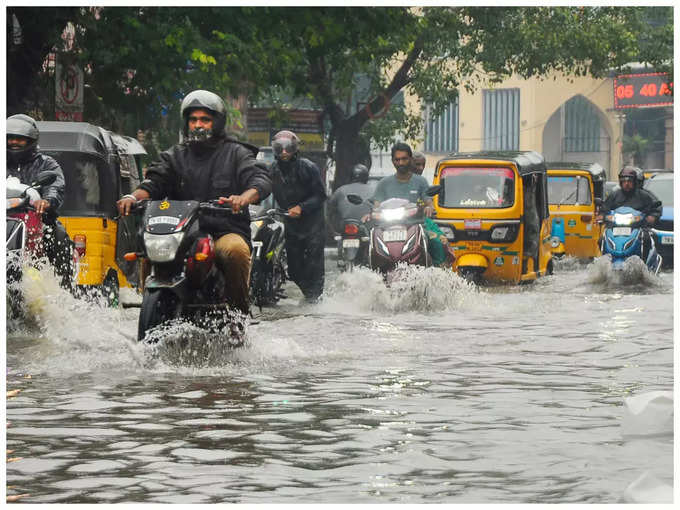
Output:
[
  {"xmin": 423, "ymin": 205, "xmax": 435, "ymax": 218},
  {"xmin": 288, "ymin": 205, "xmax": 302, "ymax": 218},
  {"xmin": 220, "ymin": 195, "xmax": 249, "ymax": 214},
  {"xmin": 116, "ymin": 197, "xmax": 136, "ymax": 216},
  {"xmin": 361, "ymin": 213, "xmax": 371, "ymax": 223},
  {"xmin": 645, "ymin": 215, "xmax": 656, "ymax": 226},
  {"xmin": 31, "ymin": 199, "xmax": 51, "ymax": 215},
  {"xmin": 595, "ymin": 214, "xmax": 604, "ymax": 223}
]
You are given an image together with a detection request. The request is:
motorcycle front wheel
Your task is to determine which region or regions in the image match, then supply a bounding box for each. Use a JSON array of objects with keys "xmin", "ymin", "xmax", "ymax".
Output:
[{"xmin": 138, "ymin": 289, "xmax": 182, "ymax": 342}]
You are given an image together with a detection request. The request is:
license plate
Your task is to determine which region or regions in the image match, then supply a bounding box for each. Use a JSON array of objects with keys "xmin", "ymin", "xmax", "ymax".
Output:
[
  {"xmin": 464, "ymin": 219, "xmax": 482, "ymax": 230},
  {"xmin": 383, "ymin": 229, "xmax": 407, "ymax": 242},
  {"xmin": 661, "ymin": 236, "xmax": 674, "ymax": 245},
  {"xmin": 343, "ymin": 238, "xmax": 360, "ymax": 248},
  {"xmin": 612, "ymin": 227, "xmax": 631, "ymax": 236}
]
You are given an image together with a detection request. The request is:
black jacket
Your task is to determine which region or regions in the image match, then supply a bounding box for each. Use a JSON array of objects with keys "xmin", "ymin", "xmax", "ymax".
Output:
[
  {"xmin": 6, "ymin": 149, "xmax": 65, "ymax": 223},
  {"xmin": 270, "ymin": 156, "xmax": 327, "ymax": 239},
  {"xmin": 327, "ymin": 181, "xmax": 373, "ymax": 234},
  {"xmin": 139, "ymin": 137, "xmax": 272, "ymax": 244},
  {"xmin": 601, "ymin": 187, "xmax": 662, "ymax": 220}
]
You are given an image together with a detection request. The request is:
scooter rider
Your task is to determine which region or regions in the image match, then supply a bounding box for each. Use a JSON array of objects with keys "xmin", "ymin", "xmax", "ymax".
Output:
[
  {"xmin": 597, "ymin": 165, "xmax": 662, "ymax": 260},
  {"xmin": 117, "ymin": 89, "xmax": 271, "ymax": 316},
  {"xmin": 6, "ymin": 113, "xmax": 74, "ymax": 288},
  {"xmin": 268, "ymin": 130, "xmax": 327, "ymax": 303}
]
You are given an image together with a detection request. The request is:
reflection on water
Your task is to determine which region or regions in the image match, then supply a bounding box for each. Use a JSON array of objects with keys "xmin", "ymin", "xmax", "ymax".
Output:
[{"xmin": 6, "ymin": 261, "xmax": 673, "ymax": 503}]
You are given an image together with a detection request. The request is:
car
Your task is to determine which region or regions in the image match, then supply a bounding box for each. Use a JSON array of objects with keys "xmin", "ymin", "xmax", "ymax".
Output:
[{"xmin": 644, "ymin": 172, "xmax": 673, "ymax": 268}]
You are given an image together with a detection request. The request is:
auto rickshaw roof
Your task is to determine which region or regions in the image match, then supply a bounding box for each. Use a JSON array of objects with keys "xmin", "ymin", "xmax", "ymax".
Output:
[
  {"xmin": 436, "ymin": 151, "xmax": 546, "ymax": 176},
  {"xmin": 36, "ymin": 121, "xmax": 113, "ymax": 157},
  {"xmin": 546, "ymin": 161, "xmax": 606, "ymax": 181}
]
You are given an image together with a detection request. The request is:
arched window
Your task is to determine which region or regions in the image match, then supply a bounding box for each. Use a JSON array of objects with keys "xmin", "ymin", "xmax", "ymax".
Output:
[{"xmin": 564, "ymin": 96, "xmax": 601, "ymax": 152}]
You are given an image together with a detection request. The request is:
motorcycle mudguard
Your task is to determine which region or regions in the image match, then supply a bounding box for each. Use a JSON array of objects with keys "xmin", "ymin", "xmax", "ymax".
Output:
[{"xmin": 456, "ymin": 253, "xmax": 489, "ymax": 269}]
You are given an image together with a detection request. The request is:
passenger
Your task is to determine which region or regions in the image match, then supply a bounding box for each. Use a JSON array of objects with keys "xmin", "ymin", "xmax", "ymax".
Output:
[
  {"xmin": 268, "ymin": 130, "xmax": 327, "ymax": 303},
  {"xmin": 6, "ymin": 113, "xmax": 74, "ymax": 288},
  {"xmin": 117, "ymin": 89, "xmax": 271, "ymax": 316},
  {"xmin": 597, "ymin": 166, "xmax": 662, "ymax": 260},
  {"xmin": 412, "ymin": 151, "xmax": 426, "ymax": 176}
]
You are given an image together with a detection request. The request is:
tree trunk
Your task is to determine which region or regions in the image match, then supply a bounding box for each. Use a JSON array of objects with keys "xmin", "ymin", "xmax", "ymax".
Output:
[{"xmin": 332, "ymin": 120, "xmax": 372, "ymax": 191}]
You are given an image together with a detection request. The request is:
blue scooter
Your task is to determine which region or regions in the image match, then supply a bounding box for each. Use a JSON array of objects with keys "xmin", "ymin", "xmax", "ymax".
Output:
[{"xmin": 600, "ymin": 206, "xmax": 662, "ymax": 274}]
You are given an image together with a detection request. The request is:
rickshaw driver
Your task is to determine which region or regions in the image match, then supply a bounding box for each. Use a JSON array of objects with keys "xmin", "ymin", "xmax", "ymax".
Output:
[
  {"xmin": 116, "ymin": 89, "xmax": 272, "ymax": 317},
  {"xmin": 6, "ymin": 114, "xmax": 74, "ymax": 288}
]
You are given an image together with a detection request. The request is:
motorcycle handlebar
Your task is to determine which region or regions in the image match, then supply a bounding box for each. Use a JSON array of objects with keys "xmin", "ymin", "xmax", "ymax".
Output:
[{"xmin": 251, "ymin": 208, "xmax": 291, "ymax": 221}]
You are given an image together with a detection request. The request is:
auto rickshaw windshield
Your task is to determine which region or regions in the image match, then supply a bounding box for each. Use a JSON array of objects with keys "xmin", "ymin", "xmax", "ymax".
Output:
[
  {"xmin": 547, "ymin": 176, "xmax": 592, "ymax": 205},
  {"xmin": 439, "ymin": 166, "xmax": 515, "ymax": 208},
  {"xmin": 44, "ymin": 151, "xmax": 118, "ymax": 216}
]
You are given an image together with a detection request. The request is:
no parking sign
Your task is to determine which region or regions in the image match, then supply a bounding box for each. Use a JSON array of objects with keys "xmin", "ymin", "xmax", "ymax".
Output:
[{"xmin": 55, "ymin": 59, "xmax": 84, "ymax": 121}]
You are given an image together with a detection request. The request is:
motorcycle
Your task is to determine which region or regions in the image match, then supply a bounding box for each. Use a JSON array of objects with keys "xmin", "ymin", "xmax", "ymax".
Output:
[
  {"xmin": 249, "ymin": 207, "xmax": 288, "ymax": 308},
  {"xmin": 334, "ymin": 218, "xmax": 370, "ymax": 271},
  {"xmin": 126, "ymin": 198, "xmax": 249, "ymax": 343},
  {"xmin": 348, "ymin": 188, "xmax": 440, "ymax": 275},
  {"xmin": 6, "ymin": 171, "xmax": 65, "ymax": 319},
  {"xmin": 600, "ymin": 206, "xmax": 662, "ymax": 274}
]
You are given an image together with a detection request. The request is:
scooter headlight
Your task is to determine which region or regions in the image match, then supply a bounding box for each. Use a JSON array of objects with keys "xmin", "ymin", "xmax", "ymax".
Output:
[
  {"xmin": 144, "ymin": 231, "xmax": 184, "ymax": 262},
  {"xmin": 613, "ymin": 213, "xmax": 635, "ymax": 226},
  {"xmin": 382, "ymin": 207, "xmax": 406, "ymax": 222}
]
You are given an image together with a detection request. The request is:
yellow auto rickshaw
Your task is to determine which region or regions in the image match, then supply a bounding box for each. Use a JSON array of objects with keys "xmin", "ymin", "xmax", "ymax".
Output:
[
  {"xmin": 37, "ymin": 121, "xmax": 144, "ymax": 303},
  {"xmin": 546, "ymin": 162, "xmax": 606, "ymax": 260},
  {"xmin": 432, "ymin": 151, "xmax": 553, "ymax": 284}
]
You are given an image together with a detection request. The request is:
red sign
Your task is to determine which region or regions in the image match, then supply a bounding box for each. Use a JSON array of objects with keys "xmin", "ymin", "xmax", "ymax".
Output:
[
  {"xmin": 55, "ymin": 111, "xmax": 83, "ymax": 121},
  {"xmin": 614, "ymin": 72, "xmax": 673, "ymax": 109}
]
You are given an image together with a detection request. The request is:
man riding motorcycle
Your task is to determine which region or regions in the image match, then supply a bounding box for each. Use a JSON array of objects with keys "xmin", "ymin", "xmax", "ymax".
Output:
[
  {"xmin": 597, "ymin": 165, "xmax": 662, "ymax": 261},
  {"xmin": 327, "ymin": 163, "xmax": 373, "ymax": 235},
  {"xmin": 117, "ymin": 89, "xmax": 271, "ymax": 317},
  {"xmin": 6, "ymin": 113, "xmax": 74, "ymax": 288}
]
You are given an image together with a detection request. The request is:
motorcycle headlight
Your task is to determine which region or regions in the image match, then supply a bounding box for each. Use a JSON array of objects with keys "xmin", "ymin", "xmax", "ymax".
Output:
[
  {"xmin": 382, "ymin": 207, "xmax": 406, "ymax": 222},
  {"xmin": 144, "ymin": 231, "xmax": 184, "ymax": 262},
  {"xmin": 613, "ymin": 213, "xmax": 634, "ymax": 226}
]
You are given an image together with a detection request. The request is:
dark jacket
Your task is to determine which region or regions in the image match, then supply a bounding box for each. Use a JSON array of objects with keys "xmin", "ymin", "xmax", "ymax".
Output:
[
  {"xmin": 139, "ymin": 137, "xmax": 272, "ymax": 244},
  {"xmin": 6, "ymin": 149, "xmax": 65, "ymax": 223},
  {"xmin": 270, "ymin": 156, "xmax": 327, "ymax": 239},
  {"xmin": 601, "ymin": 187, "xmax": 662, "ymax": 221}
]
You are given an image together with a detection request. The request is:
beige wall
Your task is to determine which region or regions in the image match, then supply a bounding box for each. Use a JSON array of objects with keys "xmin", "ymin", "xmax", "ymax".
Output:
[{"xmin": 405, "ymin": 72, "xmax": 628, "ymax": 181}]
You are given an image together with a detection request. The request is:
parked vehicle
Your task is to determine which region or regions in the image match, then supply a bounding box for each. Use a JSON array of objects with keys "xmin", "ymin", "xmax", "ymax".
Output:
[
  {"xmin": 36, "ymin": 121, "xmax": 142, "ymax": 303},
  {"xmin": 249, "ymin": 207, "xmax": 288, "ymax": 308},
  {"xmin": 546, "ymin": 162, "xmax": 606, "ymax": 260},
  {"xmin": 6, "ymin": 171, "xmax": 76, "ymax": 318},
  {"xmin": 643, "ymin": 172, "xmax": 673, "ymax": 268},
  {"xmin": 129, "ymin": 199, "xmax": 247, "ymax": 343},
  {"xmin": 431, "ymin": 151, "xmax": 553, "ymax": 284},
  {"xmin": 600, "ymin": 206, "xmax": 662, "ymax": 274}
]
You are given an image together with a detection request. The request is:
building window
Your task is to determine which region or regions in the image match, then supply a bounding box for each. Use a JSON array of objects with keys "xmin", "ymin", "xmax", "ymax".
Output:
[
  {"xmin": 564, "ymin": 95, "xmax": 601, "ymax": 152},
  {"xmin": 425, "ymin": 100, "xmax": 458, "ymax": 153},
  {"xmin": 483, "ymin": 88, "xmax": 520, "ymax": 151}
]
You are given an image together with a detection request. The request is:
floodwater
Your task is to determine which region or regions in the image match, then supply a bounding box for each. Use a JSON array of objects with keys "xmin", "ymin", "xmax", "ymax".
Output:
[{"xmin": 6, "ymin": 253, "xmax": 674, "ymax": 503}]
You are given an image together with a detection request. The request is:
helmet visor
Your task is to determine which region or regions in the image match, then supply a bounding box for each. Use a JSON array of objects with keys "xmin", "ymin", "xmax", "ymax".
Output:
[{"xmin": 272, "ymin": 138, "xmax": 298, "ymax": 156}]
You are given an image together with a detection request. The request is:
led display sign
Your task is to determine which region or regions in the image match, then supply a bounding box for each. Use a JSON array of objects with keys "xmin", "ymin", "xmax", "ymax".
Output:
[{"xmin": 613, "ymin": 72, "xmax": 673, "ymax": 109}]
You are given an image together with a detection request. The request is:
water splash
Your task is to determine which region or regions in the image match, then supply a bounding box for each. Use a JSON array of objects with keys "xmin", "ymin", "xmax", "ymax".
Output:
[
  {"xmin": 587, "ymin": 255, "xmax": 663, "ymax": 290},
  {"xmin": 321, "ymin": 264, "xmax": 483, "ymax": 314}
]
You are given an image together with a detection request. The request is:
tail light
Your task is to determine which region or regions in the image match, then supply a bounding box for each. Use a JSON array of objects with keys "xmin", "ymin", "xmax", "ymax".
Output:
[
  {"xmin": 73, "ymin": 234, "xmax": 86, "ymax": 256},
  {"xmin": 344, "ymin": 223, "xmax": 359, "ymax": 235}
]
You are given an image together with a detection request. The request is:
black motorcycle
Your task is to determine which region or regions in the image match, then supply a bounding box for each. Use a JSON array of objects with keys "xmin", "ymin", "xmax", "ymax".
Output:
[
  {"xmin": 334, "ymin": 218, "xmax": 370, "ymax": 271},
  {"xmin": 249, "ymin": 207, "xmax": 288, "ymax": 308},
  {"xmin": 128, "ymin": 199, "xmax": 247, "ymax": 343}
]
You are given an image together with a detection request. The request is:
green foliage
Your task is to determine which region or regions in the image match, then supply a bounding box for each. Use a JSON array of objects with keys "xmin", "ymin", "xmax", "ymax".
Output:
[{"xmin": 623, "ymin": 134, "xmax": 651, "ymax": 166}]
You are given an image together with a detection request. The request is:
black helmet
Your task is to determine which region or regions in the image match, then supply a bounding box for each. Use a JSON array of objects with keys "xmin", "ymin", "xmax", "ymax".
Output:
[
  {"xmin": 180, "ymin": 90, "xmax": 227, "ymax": 142},
  {"xmin": 350, "ymin": 163, "xmax": 369, "ymax": 184},
  {"xmin": 618, "ymin": 166, "xmax": 638, "ymax": 182},
  {"xmin": 271, "ymin": 130, "xmax": 300, "ymax": 160},
  {"xmin": 7, "ymin": 114, "xmax": 39, "ymax": 164}
]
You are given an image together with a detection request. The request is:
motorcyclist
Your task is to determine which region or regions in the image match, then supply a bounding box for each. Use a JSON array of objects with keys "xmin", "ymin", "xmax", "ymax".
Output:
[
  {"xmin": 6, "ymin": 113, "xmax": 74, "ymax": 288},
  {"xmin": 597, "ymin": 165, "xmax": 662, "ymax": 261},
  {"xmin": 117, "ymin": 89, "xmax": 272, "ymax": 317},
  {"xmin": 268, "ymin": 130, "xmax": 327, "ymax": 303},
  {"xmin": 327, "ymin": 163, "xmax": 373, "ymax": 234}
]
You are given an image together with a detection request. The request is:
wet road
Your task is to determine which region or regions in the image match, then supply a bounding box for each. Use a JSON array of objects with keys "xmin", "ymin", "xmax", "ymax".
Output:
[{"xmin": 6, "ymin": 254, "xmax": 674, "ymax": 503}]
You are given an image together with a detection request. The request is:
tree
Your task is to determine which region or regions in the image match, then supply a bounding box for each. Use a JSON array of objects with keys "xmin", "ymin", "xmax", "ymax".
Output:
[{"xmin": 250, "ymin": 6, "xmax": 672, "ymax": 189}]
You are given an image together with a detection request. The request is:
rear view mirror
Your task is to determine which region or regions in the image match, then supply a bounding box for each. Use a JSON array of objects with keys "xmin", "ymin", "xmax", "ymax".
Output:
[
  {"xmin": 426, "ymin": 184, "xmax": 442, "ymax": 197},
  {"xmin": 346, "ymin": 194, "xmax": 364, "ymax": 205},
  {"xmin": 31, "ymin": 171, "xmax": 58, "ymax": 188}
]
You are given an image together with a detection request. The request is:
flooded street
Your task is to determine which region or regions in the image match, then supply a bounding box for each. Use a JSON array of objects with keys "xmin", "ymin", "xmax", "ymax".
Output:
[{"xmin": 6, "ymin": 253, "xmax": 674, "ymax": 503}]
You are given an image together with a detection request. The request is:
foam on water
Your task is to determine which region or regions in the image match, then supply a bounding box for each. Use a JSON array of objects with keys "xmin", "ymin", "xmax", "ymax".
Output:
[{"xmin": 587, "ymin": 255, "xmax": 663, "ymax": 289}]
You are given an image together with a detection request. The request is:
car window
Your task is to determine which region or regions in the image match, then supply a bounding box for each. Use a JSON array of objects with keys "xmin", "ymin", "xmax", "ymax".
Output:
[{"xmin": 645, "ymin": 178, "xmax": 674, "ymax": 206}]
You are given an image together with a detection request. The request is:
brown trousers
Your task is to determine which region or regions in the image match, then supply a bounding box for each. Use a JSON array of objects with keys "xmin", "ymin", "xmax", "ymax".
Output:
[{"xmin": 214, "ymin": 233, "xmax": 251, "ymax": 315}]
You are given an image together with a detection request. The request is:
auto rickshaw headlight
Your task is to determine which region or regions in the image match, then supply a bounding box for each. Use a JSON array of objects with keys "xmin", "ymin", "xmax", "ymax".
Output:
[{"xmin": 144, "ymin": 231, "xmax": 185, "ymax": 262}]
